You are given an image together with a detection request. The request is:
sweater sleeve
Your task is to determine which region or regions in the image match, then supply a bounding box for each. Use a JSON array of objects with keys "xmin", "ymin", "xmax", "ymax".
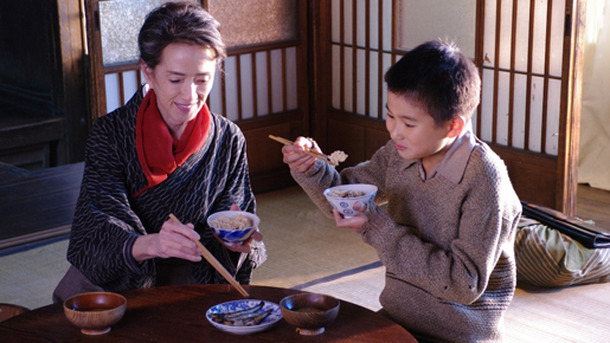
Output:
[{"xmin": 290, "ymin": 160, "xmax": 341, "ymax": 218}]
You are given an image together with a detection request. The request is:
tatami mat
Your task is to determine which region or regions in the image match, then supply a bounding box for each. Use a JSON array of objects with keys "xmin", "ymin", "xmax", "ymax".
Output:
[
  {"xmin": 251, "ymin": 186, "xmax": 380, "ymax": 291},
  {"xmin": 0, "ymin": 237, "xmax": 70, "ymax": 310}
]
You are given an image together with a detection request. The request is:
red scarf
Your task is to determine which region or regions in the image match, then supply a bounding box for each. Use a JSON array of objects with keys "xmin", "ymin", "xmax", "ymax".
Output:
[{"xmin": 133, "ymin": 90, "xmax": 210, "ymax": 197}]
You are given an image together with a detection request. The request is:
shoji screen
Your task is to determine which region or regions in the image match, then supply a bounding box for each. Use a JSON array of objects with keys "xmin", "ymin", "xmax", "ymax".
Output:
[
  {"xmin": 207, "ymin": 0, "xmax": 300, "ymax": 121},
  {"xmin": 330, "ymin": 0, "xmax": 477, "ymax": 119},
  {"xmin": 330, "ymin": 0, "xmax": 393, "ymax": 119},
  {"xmin": 479, "ymin": 0, "xmax": 565, "ymax": 156}
]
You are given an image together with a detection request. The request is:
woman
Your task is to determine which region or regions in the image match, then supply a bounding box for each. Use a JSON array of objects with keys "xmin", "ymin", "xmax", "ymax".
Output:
[{"xmin": 53, "ymin": 2, "xmax": 266, "ymax": 302}]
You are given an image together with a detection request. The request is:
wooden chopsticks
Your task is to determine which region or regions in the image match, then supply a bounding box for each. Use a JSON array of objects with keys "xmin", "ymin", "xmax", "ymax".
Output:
[
  {"xmin": 168, "ymin": 213, "xmax": 249, "ymax": 298},
  {"xmin": 268, "ymin": 135, "xmax": 331, "ymax": 164}
]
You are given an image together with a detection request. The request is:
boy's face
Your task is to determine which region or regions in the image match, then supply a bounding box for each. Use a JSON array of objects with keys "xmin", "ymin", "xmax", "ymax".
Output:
[{"xmin": 385, "ymin": 91, "xmax": 460, "ymax": 171}]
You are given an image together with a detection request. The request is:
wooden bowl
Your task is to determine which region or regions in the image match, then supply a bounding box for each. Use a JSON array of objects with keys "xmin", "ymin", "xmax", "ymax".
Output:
[
  {"xmin": 279, "ymin": 293, "xmax": 340, "ymax": 335},
  {"xmin": 63, "ymin": 292, "xmax": 126, "ymax": 335}
]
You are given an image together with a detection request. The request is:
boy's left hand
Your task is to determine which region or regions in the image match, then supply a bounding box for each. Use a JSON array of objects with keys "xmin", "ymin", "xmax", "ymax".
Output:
[{"xmin": 332, "ymin": 202, "xmax": 368, "ymax": 233}]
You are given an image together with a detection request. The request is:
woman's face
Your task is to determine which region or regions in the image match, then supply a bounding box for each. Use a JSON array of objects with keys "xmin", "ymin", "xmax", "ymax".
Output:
[{"xmin": 141, "ymin": 42, "xmax": 217, "ymax": 138}]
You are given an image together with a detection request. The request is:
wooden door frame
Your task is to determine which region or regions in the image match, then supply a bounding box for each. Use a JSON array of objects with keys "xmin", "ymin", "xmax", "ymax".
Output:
[
  {"xmin": 557, "ymin": 0, "xmax": 585, "ymax": 215},
  {"xmin": 83, "ymin": 0, "xmax": 107, "ymax": 123},
  {"xmin": 307, "ymin": 0, "xmax": 330, "ymax": 146}
]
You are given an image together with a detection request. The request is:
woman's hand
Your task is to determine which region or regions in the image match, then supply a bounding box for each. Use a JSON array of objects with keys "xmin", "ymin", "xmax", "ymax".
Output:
[
  {"xmin": 332, "ymin": 202, "xmax": 368, "ymax": 233},
  {"xmin": 281, "ymin": 136, "xmax": 320, "ymax": 173},
  {"xmin": 218, "ymin": 204, "xmax": 263, "ymax": 254},
  {"xmin": 133, "ymin": 220, "xmax": 203, "ymax": 263}
]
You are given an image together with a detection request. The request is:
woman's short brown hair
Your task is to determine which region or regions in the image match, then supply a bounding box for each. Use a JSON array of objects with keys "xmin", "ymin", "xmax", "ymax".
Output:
[{"xmin": 138, "ymin": 1, "xmax": 226, "ymax": 69}]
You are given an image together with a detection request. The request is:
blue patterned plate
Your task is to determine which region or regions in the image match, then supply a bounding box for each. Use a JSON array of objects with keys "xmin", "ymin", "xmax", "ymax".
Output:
[{"xmin": 206, "ymin": 299, "xmax": 282, "ymax": 335}]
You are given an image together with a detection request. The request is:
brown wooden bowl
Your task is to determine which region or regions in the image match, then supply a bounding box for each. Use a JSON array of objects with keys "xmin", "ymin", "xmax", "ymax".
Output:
[
  {"xmin": 279, "ymin": 293, "xmax": 340, "ymax": 335},
  {"xmin": 63, "ymin": 292, "xmax": 126, "ymax": 335}
]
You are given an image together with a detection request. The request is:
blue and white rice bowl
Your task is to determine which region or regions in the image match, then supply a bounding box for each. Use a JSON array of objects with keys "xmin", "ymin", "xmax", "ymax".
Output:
[
  {"xmin": 207, "ymin": 211, "xmax": 260, "ymax": 243},
  {"xmin": 323, "ymin": 184, "xmax": 378, "ymax": 218}
]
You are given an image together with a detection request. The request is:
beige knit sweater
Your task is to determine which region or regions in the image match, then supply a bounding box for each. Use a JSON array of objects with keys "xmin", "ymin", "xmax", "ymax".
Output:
[{"xmin": 291, "ymin": 130, "xmax": 522, "ymax": 342}]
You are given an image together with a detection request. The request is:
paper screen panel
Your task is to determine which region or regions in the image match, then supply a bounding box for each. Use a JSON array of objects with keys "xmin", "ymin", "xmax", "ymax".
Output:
[
  {"xmin": 397, "ymin": 0, "xmax": 476, "ymax": 58},
  {"xmin": 99, "ymin": 0, "xmax": 179, "ymax": 65},
  {"xmin": 208, "ymin": 0, "xmax": 298, "ymax": 47}
]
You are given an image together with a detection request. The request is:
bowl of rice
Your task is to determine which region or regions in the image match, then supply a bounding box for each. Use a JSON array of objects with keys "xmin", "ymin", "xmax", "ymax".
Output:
[
  {"xmin": 323, "ymin": 184, "xmax": 378, "ymax": 218},
  {"xmin": 207, "ymin": 211, "xmax": 260, "ymax": 243}
]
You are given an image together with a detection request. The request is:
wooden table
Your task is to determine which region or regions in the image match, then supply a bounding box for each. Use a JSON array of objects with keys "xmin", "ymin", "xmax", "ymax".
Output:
[{"xmin": 0, "ymin": 284, "xmax": 417, "ymax": 342}]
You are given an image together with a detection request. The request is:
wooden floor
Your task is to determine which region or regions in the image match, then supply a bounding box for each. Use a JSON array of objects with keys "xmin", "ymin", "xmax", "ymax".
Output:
[{"xmin": 576, "ymin": 184, "xmax": 610, "ymax": 231}]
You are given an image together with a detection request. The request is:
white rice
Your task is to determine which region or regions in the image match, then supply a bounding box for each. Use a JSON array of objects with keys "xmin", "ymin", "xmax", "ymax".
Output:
[
  {"xmin": 210, "ymin": 215, "xmax": 252, "ymax": 231},
  {"xmin": 329, "ymin": 150, "xmax": 348, "ymax": 166},
  {"xmin": 328, "ymin": 189, "xmax": 365, "ymax": 198}
]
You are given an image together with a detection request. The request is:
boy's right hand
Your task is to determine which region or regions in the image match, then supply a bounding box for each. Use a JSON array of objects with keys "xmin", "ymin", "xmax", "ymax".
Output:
[{"xmin": 281, "ymin": 136, "xmax": 319, "ymax": 173}]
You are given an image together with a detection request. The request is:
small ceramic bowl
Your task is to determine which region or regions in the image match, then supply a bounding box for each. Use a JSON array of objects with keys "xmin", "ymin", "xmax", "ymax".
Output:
[
  {"xmin": 207, "ymin": 211, "xmax": 260, "ymax": 243},
  {"xmin": 323, "ymin": 184, "xmax": 378, "ymax": 218},
  {"xmin": 63, "ymin": 292, "xmax": 126, "ymax": 335},
  {"xmin": 279, "ymin": 293, "xmax": 340, "ymax": 335}
]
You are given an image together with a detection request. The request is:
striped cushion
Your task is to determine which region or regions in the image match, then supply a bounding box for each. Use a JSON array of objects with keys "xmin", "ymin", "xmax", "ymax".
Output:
[{"xmin": 515, "ymin": 219, "xmax": 610, "ymax": 287}]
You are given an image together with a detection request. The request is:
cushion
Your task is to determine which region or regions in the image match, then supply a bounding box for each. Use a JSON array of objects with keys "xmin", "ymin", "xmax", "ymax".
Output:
[{"xmin": 515, "ymin": 218, "xmax": 610, "ymax": 287}]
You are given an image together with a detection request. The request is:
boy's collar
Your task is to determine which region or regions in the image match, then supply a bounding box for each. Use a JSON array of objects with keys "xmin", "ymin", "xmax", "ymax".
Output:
[
  {"xmin": 433, "ymin": 128, "xmax": 475, "ymax": 183},
  {"xmin": 399, "ymin": 128, "xmax": 475, "ymax": 184}
]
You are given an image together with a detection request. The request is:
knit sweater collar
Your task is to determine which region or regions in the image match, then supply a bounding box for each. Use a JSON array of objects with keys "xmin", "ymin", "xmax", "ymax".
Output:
[{"xmin": 399, "ymin": 127, "xmax": 476, "ymax": 184}]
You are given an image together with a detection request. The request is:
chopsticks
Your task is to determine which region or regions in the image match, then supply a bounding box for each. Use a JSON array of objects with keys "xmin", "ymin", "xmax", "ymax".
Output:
[
  {"xmin": 268, "ymin": 134, "xmax": 332, "ymax": 164},
  {"xmin": 168, "ymin": 213, "xmax": 250, "ymax": 298}
]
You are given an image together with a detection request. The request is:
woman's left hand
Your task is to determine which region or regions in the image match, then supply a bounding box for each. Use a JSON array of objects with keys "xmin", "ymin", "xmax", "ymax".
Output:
[{"xmin": 218, "ymin": 204, "xmax": 263, "ymax": 253}]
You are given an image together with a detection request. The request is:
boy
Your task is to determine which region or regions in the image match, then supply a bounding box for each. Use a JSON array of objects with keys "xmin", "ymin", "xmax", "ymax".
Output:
[{"xmin": 281, "ymin": 40, "xmax": 521, "ymax": 342}]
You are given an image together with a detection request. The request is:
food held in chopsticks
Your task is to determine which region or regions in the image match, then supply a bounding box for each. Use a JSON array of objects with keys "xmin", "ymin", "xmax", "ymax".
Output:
[
  {"xmin": 209, "ymin": 301, "xmax": 273, "ymax": 326},
  {"xmin": 268, "ymin": 134, "xmax": 348, "ymax": 167},
  {"xmin": 328, "ymin": 150, "xmax": 348, "ymax": 166}
]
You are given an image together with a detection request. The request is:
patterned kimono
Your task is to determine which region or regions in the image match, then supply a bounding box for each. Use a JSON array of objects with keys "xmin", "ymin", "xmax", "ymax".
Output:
[{"xmin": 64, "ymin": 86, "xmax": 266, "ymax": 294}]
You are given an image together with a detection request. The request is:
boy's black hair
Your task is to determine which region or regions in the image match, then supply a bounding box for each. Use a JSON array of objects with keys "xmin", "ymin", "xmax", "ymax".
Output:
[{"xmin": 384, "ymin": 40, "xmax": 480, "ymax": 126}]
